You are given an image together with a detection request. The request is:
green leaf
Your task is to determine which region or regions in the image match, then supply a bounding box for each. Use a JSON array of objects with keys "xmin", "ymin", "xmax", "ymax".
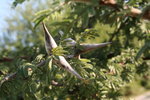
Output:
[
  {"xmin": 33, "ymin": 3, "xmax": 65, "ymax": 28},
  {"xmin": 80, "ymin": 58, "xmax": 91, "ymax": 63},
  {"xmin": 136, "ymin": 41, "xmax": 150, "ymax": 60},
  {"xmin": 52, "ymin": 46, "xmax": 67, "ymax": 56},
  {"xmin": 48, "ymin": 58, "xmax": 53, "ymax": 70},
  {"xmin": 12, "ymin": 0, "xmax": 28, "ymax": 7}
]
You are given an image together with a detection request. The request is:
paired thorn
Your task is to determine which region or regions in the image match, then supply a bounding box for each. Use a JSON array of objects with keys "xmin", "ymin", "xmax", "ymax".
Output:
[
  {"xmin": 42, "ymin": 22, "xmax": 83, "ymax": 80},
  {"xmin": 78, "ymin": 42, "xmax": 112, "ymax": 53},
  {"xmin": 74, "ymin": 42, "xmax": 112, "ymax": 58},
  {"xmin": 63, "ymin": 38, "xmax": 111, "ymax": 57},
  {"xmin": 42, "ymin": 22, "xmax": 57, "ymax": 55}
]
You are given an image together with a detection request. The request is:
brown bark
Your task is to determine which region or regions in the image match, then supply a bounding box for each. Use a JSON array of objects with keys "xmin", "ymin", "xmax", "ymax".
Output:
[
  {"xmin": 72, "ymin": 0, "xmax": 150, "ymax": 20},
  {"xmin": 142, "ymin": 7, "xmax": 150, "ymax": 20},
  {"xmin": 0, "ymin": 57, "xmax": 13, "ymax": 62},
  {"xmin": 0, "ymin": 56, "xmax": 29, "ymax": 63}
]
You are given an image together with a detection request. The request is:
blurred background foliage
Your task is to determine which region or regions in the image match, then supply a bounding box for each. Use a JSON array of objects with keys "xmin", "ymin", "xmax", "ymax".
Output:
[{"xmin": 0, "ymin": 0, "xmax": 150, "ymax": 99}]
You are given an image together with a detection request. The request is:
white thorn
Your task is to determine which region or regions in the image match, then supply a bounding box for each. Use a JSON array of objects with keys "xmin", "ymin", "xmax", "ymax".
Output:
[{"xmin": 42, "ymin": 23, "xmax": 83, "ymax": 79}]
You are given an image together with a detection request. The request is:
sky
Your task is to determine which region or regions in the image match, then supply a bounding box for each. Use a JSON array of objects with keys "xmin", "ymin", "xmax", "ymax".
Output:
[
  {"xmin": 0, "ymin": 0, "xmax": 46, "ymax": 39},
  {"xmin": 0, "ymin": 0, "xmax": 14, "ymax": 37},
  {"xmin": 0, "ymin": 0, "xmax": 47, "ymax": 45}
]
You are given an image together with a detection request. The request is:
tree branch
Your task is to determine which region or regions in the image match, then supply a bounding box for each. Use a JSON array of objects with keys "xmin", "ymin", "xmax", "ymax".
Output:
[{"xmin": 72, "ymin": 0, "xmax": 150, "ymax": 20}]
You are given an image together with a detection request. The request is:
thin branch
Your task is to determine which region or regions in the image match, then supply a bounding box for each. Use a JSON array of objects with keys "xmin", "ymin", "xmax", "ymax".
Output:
[
  {"xmin": 0, "ymin": 56, "xmax": 29, "ymax": 63},
  {"xmin": 0, "ymin": 72, "xmax": 17, "ymax": 87},
  {"xmin": 0, "ymin": 57, "xmax": 14, "ymax": 62},
  {"xmin": 0, "ymin": 60, "xmax": 46, "ymax": 87},
  {"xmin": 51, "ymin": 80, "xmax": 63, "ymax": 86}
]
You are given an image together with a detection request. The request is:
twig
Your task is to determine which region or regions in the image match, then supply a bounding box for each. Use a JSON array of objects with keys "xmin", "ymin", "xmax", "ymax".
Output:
[
  {"xmin": 51, "ymin": 80, "xmax": 63, "ymax": 86},
  {"xmin": 0, "ymin": 60, "xmax": 46, "ymax": 87},
  {"xmin": 0, "ymin": 72, "xmax": 17, "ymax": 87}
]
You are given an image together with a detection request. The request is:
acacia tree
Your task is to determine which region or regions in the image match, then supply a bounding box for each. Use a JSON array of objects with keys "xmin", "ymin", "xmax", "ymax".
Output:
[{"xmin": 0, "ymin": 0, "xmax": 150, "ymax": 99}]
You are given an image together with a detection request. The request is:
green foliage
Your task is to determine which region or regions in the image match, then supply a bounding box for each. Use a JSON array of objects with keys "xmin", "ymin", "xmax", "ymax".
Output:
[
  {"xmin": 33, "ymin": 2, "xmax": 65, "ymax": 28},
  {"xmin": 136, "ymin": 40, "xmax": 150, "ymax": 59},
  {"xmin": 76, "ymin": 28, "xmax": 99, "ymax": 43},
  {"xmin": 52, "ymin": 46, "xmax": 68, "ymax": 56},
  {"xmin": 0, "ymin": 0, "xmax": 150, "ymax": 99},
  {"xmin": 17, "ymin": 63, "xmax": 36, "ymax": 78},
  {"xmin": 13, "ymin": 0, "xmax": 29, "ymax": 7}
]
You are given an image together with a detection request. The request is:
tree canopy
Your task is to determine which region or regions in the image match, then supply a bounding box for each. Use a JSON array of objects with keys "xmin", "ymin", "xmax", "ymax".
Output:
[{"xmin": 0, "ymin": 0, "xmax": 150, "ymax": 99}]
